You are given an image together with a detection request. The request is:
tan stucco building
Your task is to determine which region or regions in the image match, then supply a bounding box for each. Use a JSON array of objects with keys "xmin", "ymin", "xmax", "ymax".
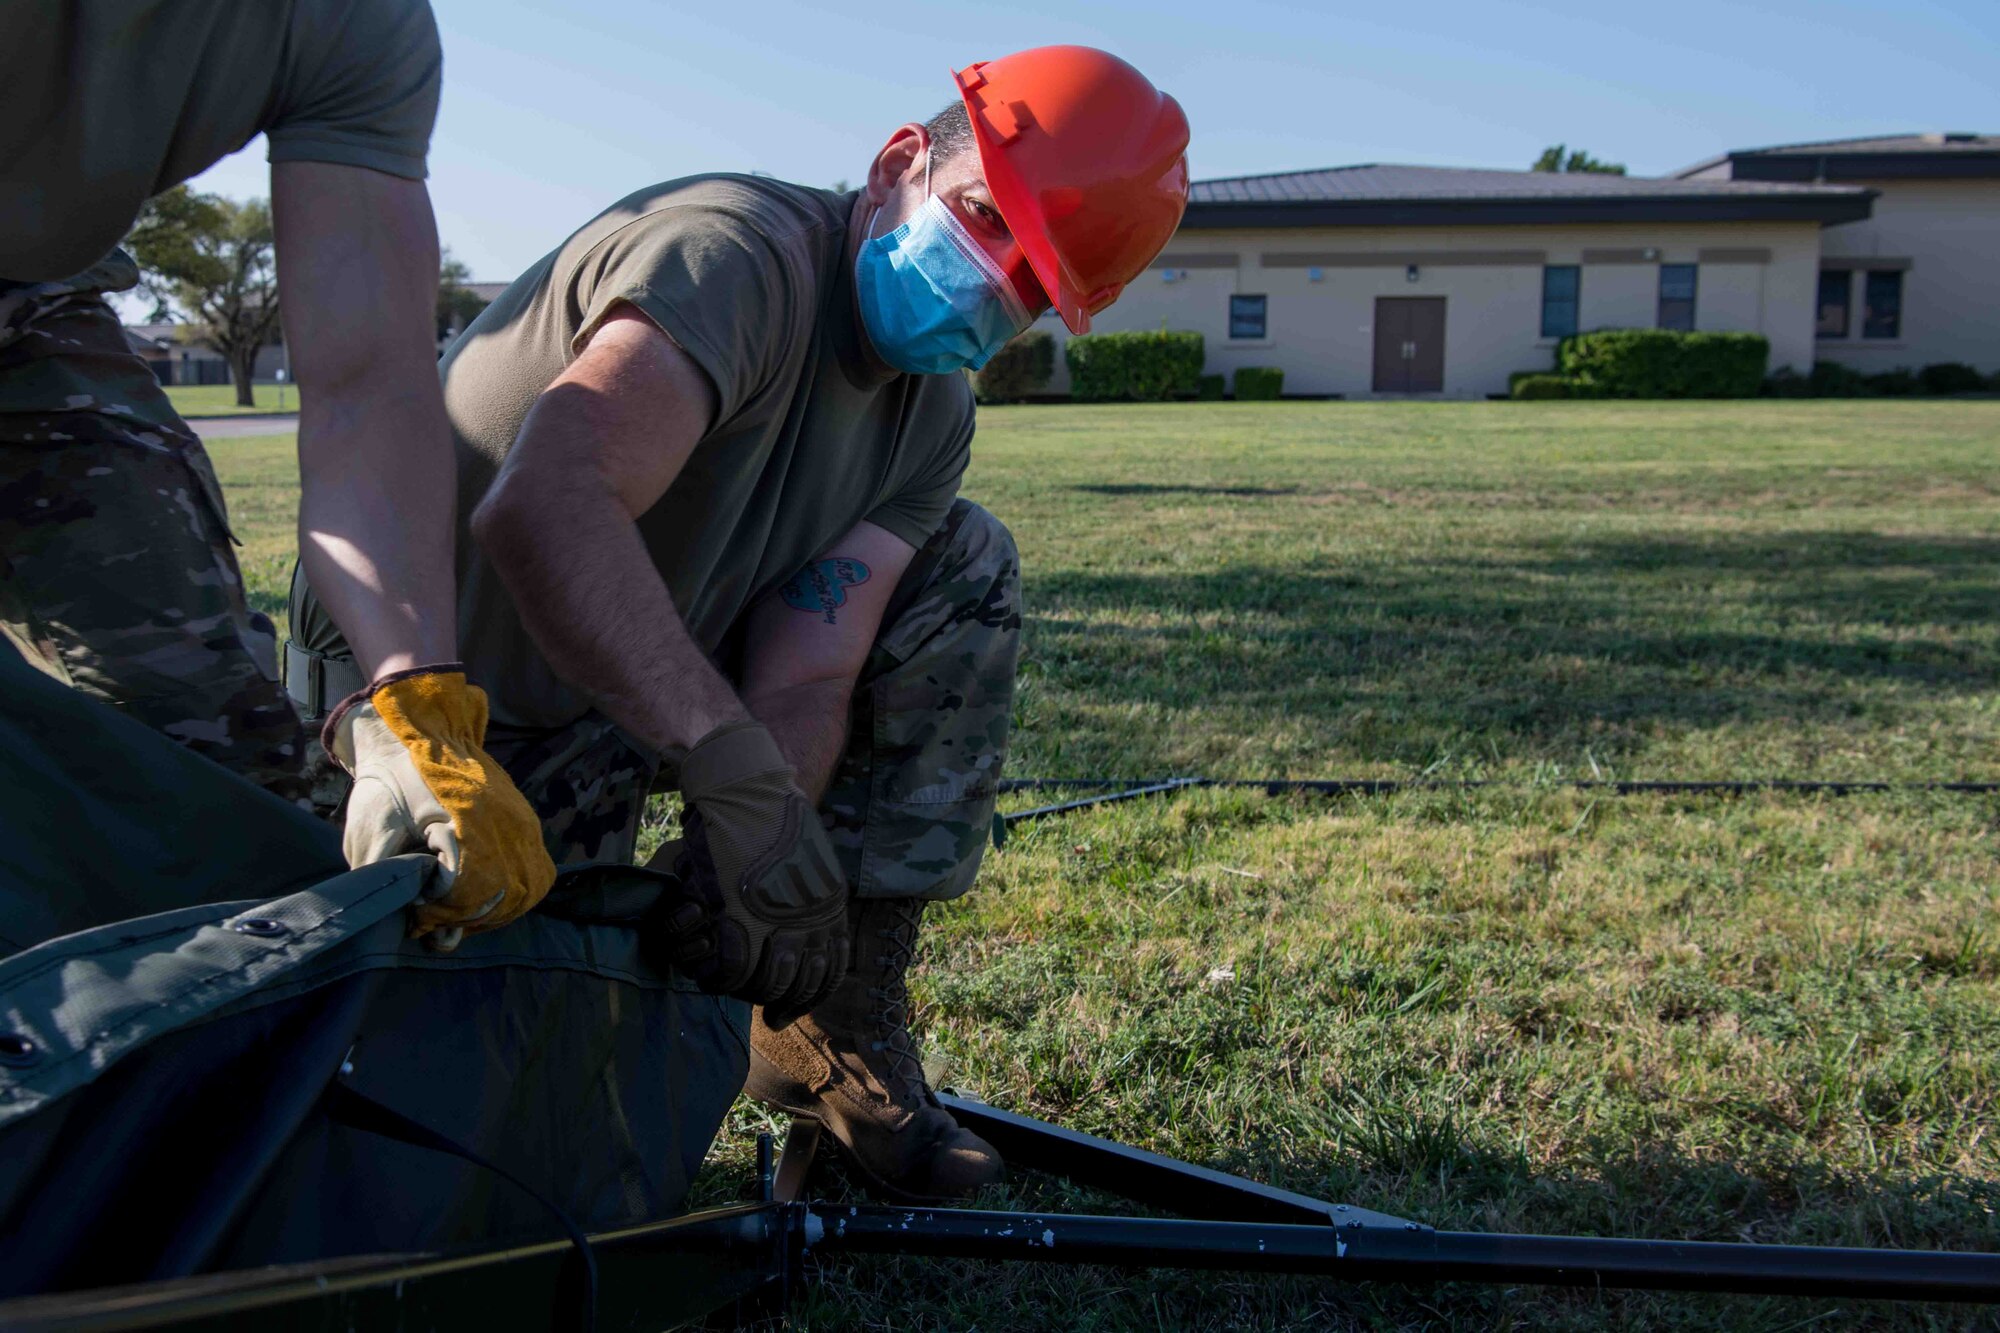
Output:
[
  {"xmin": 1676, "ymin": 134, "xmax": 2000, "ymax": 377},
  {"xmin": 1046, "ymin": 134, "xmax": 1995, "ymax": 399}
]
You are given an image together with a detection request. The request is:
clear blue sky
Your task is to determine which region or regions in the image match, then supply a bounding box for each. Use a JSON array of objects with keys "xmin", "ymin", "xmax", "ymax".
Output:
[{"xmin": 178, "ymin": 0, "xmax": 1998, "ymax": 284}]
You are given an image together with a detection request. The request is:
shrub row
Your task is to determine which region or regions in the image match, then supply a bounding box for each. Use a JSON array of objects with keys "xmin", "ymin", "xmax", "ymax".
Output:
[
  {"xmin": 1510, "ymin": 373, "xmax": 1578, "ymax": 400},
  {"xmin": 1556, "ymin": 330, "xmax": 1769, "ymax": 398},
  {"xmin": 1509, "ymin": 330, "xmax": 1770, "ymax": 400},
  {"xmin": 968, "ymin": 330, "xmax": 1056, "ymax": 404},
  {"xmin": 1763, "ymin": 361, "xmax": 1998, "ymax": 398},
  {"xmin": 1065, "ymin": 330, "xmax": 1205, "ymax": 402},
  {"xmin": 1234, "ymin": 367, "xmax": 1284, "ymax": 400}
]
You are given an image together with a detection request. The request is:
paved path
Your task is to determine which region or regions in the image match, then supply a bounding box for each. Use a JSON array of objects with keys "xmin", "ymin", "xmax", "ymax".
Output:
[{"xmin": 187, "ymin": 413, "xmax": 298, "ymax": 440}]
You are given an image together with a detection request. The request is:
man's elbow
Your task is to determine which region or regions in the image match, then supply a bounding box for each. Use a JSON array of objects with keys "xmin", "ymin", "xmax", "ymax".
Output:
[{"xmin": 470, "ymin": 478, "xmax": 535, "ymax": 566}]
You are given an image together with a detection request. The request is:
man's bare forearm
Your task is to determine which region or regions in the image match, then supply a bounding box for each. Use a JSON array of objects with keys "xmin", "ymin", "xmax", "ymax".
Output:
[
  {"xmin": 273, "ymin": 162, "xmax": 461, "ymax": 681},
  {"xmin": 296, "ymin": 387, "xmax": 458, "ymax": 679},
  {"xmin": 472, "ymin": 386, "xmax": 745, "ymax": 755},
  {"xmin": 745, "ymin": 678, "xmax": 855, "ymax": 802}
]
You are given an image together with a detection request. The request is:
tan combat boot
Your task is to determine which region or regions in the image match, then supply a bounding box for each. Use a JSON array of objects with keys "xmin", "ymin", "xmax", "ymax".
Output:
[{"xmin": 745, "ymin": 898, "xmax": 1003, "ymax": 1203}]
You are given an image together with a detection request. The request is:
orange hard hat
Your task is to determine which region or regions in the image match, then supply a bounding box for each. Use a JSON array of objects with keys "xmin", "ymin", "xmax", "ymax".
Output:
[{"xmin": 953, "ymin": 46, "xmax": 1190, "ymax": 335}]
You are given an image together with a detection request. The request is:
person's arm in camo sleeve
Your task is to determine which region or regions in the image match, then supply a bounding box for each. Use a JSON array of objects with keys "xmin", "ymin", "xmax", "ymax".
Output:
[{"xmin": 470, "ymin": 308, "xmax": 850, "ymax": 1010}]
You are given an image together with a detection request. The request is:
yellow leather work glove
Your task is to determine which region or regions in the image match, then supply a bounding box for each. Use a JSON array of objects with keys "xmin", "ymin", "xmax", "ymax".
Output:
[
  {"xmin": 325, "ymin": 665, "xmax": 556, "ymax": 949},
  {"xmin": 646, "ymin": 720, "xmax": 850, "ymax": 1012}
]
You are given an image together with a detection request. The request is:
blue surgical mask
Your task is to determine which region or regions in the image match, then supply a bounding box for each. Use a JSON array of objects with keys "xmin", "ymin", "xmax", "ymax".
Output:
[{"xmin": 854, "ymin": 175, "xmax": 1031, "ymax": 376}]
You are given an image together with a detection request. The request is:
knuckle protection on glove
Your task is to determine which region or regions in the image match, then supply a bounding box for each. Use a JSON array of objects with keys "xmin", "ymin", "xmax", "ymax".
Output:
[
  {"xmin": 646, "ymin": 721, "xmax": 852, "ymax": 1005},
  {"xmin": 764, "ymin": 945, "xmax": 801, "ymax": 996},
  {"xmin": 797, "ymin": 954, "xmax": 829, "ymax": 1003}
]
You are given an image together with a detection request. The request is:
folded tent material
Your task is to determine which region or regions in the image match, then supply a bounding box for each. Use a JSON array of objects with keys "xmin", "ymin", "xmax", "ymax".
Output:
[{"xmin": 0, "ymin": 643, "xmax": 745, "ymax": 1297}]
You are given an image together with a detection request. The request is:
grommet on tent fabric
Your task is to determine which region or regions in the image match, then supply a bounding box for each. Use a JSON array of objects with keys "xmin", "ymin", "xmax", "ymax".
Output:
[
  {"xmin": 231, "ymin": 917, "xmax": 290, "ymax": 938},
  {"xmin": 0, "ymin": 1033, "xmax": 41, "ymax": 1068}
]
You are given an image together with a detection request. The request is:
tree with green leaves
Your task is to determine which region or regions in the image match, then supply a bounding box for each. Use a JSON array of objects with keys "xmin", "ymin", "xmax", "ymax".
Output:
[
  {"xmin": 437, "ymin": 248, "xmax": 490, "ymax": 346},
  {"xmin": 124, "ymin": 185, "xmax": 281, "ymax": 406},
  {"xmin": 1532, "ymin": 144, "xmax": 1627, "ymax": 175}
]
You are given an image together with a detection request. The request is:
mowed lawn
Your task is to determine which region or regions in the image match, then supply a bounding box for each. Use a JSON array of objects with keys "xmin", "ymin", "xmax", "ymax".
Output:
[
  {"xmin": 163, "ymin": 382, "xmax": 300, "ymax": 417},
  {"xmin": 208, "ymin": 401, "xmax": 2000, "ymax": 1331}
]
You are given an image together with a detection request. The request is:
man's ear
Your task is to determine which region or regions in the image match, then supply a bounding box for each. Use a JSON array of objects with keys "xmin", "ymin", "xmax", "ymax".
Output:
[{"xmin": 864, "ymin": 124, "xmax": 929, "ymax": 207}]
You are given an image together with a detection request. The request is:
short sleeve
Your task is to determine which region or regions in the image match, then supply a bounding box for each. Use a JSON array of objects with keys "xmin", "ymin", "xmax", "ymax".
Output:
[
  {"xmin": 567, "ymin": 205, "xmax": 805, "ymax": 427},
  {"xmin": 865, "ymin": 388, "xmax": 974, "ymax": 549},
  {"xmin": 265, "ymin": 0, "xmax": 441, "ymax": 180}
]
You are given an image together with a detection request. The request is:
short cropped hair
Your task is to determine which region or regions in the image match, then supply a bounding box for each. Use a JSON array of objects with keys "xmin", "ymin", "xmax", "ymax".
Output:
[{"xmin": 924, "ymin": 100, "xmax": 977, "ymax": 165}]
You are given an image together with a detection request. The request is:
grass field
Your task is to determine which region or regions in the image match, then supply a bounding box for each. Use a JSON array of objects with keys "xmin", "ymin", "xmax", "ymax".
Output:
[
  {"xmin": 208, "ymin": 401, "xmax": 2000, "ymax": 1330},
  {"xmin": 163, "ymin": 383, "xmax": 299, "ymax": 417}
]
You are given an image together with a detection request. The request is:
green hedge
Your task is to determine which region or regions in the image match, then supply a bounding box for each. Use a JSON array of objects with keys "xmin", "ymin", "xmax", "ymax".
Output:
[
  {"xmin": 1761, "ymin": 367, "xmax": 1813, "ymax": 398},
  {"xmin": 1065, "ymin": 330, "xmax": 1205, "ymax": 402},
  {"xmin": 1766, "ymin": 360, "xmax": 1996, "ymax": 398},
  {"xmin": 1919, "ymin": 362, "xmax": 1985, "ymax": 395},
  {"xmin": 1234, "ymin": 367, "xmax": 1284, "ymax": 401},
  {"xmin": 1808, "ymin": 360, "xmax": 1868, "ymax": 396},
  {"xmin": 1868, "ymin": 367, "xmax": 1919, "ymax": 396},
  {"xmin": 969, "ymin": 330, "xmax": 1055, "ymax": 404},
  {"xmin": 1511, "ymin": 373, "xmax": 1581, "ymax": 400},
  {"xmin": 1195, "ymin": 373, "xmax": 1226, "ymax": 401},
  {"xmin": 1555, "ymin": 330, "xmax": 1768, "ymax": 398}
]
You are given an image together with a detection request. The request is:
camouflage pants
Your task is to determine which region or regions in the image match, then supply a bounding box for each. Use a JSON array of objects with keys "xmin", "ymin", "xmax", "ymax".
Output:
[
  {"xmin": 0, "ymin": 255, "xmax": 309, "ymax": 803},
  {"xmin": 483, "ymin": 499, "xmax": 1023, "ymax": 901}
]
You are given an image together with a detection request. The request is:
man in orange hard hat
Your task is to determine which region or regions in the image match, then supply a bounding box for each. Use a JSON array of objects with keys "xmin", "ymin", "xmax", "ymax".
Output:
[{"xmin": 289, "ymin": 45, "xmax": 1189, "ymax": 1200}]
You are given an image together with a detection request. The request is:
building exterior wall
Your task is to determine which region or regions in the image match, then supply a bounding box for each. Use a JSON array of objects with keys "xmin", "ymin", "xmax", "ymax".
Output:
[
  {"xmin": 127, "ymin": 336, "xmax": 287, "ymax": 386},
  {"xmin": 1814, "ymin": 179, "xmax": 2000, "ymax": 372},
  {"xmin": 1040, "ymin": 220, "xmax": 1823, "ymax": 398}
]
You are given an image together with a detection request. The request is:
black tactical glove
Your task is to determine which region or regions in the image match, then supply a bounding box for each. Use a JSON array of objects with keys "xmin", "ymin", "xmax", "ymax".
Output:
[{"xmin": 647, "ymin": 720, "xmax": 850, "ymax": 1012}]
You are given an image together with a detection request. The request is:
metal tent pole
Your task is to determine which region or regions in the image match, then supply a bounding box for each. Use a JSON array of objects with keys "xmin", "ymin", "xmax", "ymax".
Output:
[{"xmin": 806, "ymin": 1204, "xmax": 2000, "ymax": 1304}]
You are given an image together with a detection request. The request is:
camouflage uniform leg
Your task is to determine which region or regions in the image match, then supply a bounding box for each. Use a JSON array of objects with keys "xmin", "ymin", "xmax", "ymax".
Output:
[
  {"xmin": 822, "ymin": 498, "xmax": 1023, "ymax": 902},
  {"xmin": 0, "ymin": 257, "xmax": 309, "ymax": 803},
  {"xmin": 483, "ymin": 718, "xmax": 661, "ymax": 868}
]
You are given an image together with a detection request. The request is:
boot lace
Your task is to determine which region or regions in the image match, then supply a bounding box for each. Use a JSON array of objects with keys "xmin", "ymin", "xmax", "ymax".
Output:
[{"xmin": 866, "ymin": 900, "xmax": 929, "ymax": 1102}]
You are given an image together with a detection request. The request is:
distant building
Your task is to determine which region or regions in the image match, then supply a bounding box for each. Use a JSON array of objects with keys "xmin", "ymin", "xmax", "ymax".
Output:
[
  {"xmin": 438, "ymin": 281, "xmax": 508, "ymax": 353},
  {"xmin": 1046, "ymin": 133, "xmax": 1995, "ymax": 399},
  {"xmin": 1674, "ymin": 133, "xmax": 2000, "ymax": 378},
  {"xmin": 124, "ymin": 323, "xmax": 285, "ymax": 386}
]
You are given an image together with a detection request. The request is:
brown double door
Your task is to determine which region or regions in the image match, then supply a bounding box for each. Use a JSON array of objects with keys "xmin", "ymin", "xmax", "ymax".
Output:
[{"xmin": 1372, "ymin": 297, "xmax": 1447, "ymax": 393}]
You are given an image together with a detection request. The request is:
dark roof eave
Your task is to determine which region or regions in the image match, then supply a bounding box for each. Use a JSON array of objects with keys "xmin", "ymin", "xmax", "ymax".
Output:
[
  {"xmin": 1713, "ymin": 153, "xmax": 2000, "ymax": 183},
  {"xmin": 1179, "ymin": 193, "xmax": 1876, "ymax": 230}
]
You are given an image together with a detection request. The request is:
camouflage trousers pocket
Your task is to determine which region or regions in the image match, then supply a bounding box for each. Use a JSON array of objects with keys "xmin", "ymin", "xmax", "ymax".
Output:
[
  {"xmin": 855, "ymin": 787, "xmax": 998, "ymax": 903},
  {"xmin": 0, "ymin": 422, "xmax": 306, "ymax": 801}
]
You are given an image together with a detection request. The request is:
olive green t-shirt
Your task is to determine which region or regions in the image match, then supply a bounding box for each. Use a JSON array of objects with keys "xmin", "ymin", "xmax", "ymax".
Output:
[
  {"xmin": 1, "ymin": 0, "xmax": 441, "ymax": 282},
  {"xmin": 444, "ymin": 174, "xmax": 976, "ymax": 732}
]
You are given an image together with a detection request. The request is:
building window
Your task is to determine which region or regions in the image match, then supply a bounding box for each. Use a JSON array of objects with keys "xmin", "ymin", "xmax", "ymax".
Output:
[
  {"xmin": 1229, "ymin": 294, "xmax": 1267, "ymax": 340},
  {"xmin": 1816, "ymin": 270, "xmax": 1851, "ymax": 338},
  {"xmin": 1657, "ymin": 264, "xmax": 1697, "ymax": 331},
  {"xmin": 1863, "ymin": 271, "xmax": 1902, "ymax": 340},
  {"xmin": 1541, "ymin": 265, "xmax": 1580, "ymax": 338}
]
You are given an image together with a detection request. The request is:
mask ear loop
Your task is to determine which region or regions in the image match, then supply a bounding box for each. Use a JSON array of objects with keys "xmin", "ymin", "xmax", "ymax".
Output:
[{"xmin": 864, "ymin": 136, "xmax": 933, "ymax": 244}]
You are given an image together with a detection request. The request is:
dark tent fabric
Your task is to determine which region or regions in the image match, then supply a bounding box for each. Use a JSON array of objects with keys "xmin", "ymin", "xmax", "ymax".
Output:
[{"xmin": 0, "ymin": 645, "xmax": 747, "ymax": 1297}]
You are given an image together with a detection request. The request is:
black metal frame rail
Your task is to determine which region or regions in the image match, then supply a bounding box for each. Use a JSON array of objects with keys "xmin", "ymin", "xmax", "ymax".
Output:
[
  {"xmin": 809, "ymin": 1204, "xmax": 2000, "ymax": 1304},
  {"xmin": 994, "ymin": 775, "xmax": 2000, "ymax": 834},
  {"xmin": 8, "ymin": 1096, "xmax": 1997, "ymax": 1330}
]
